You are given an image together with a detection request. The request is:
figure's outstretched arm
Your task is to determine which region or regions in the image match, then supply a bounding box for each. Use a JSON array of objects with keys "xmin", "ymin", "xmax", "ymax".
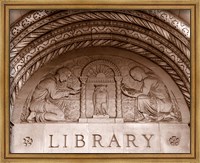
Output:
[
  {"xmin": 48, "ymin": 81, "xmax": 70, "ymax": 99},
  {"xmin": 121, "ymin": 78, "xmax": 152, "ymax": 98},
  {"xmin": 121, "ymin": 83, "xmax": 141, "ymax": 98},
  {"xmin": 68, "ymin": 88, "xmax": 80, "ymax": 95}
]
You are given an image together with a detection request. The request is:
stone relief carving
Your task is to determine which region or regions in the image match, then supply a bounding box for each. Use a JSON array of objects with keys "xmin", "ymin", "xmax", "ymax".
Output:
[
  {"xmin": 93, "ymin": 85, "xmax": 109, "ymax": 117},
  {"xmin": 10, "ymin": 10, "xmax": 189, "ymax": 55},
  {"xmin": 23, "ymin": 67, "xmax": 80, "ymax": 123},
  {"xmin": 121, "ymin": 66, "xmax": 181, "ymax": 122},
  {"xmin": 9, "ymin": 10, "xmax": 191, "ymax": 111},
  {"xmin": 10, "ymin": 37, "xmax": 190, "ymax": 110},
  {"xmin": 144, "ymin": 10, "xmax": 190, "ymax": 39},
  {"xmin": 10, "ymin": 10, "xmax": 57, "ymax": 41},
  {"xmin": 169, "ymin": 136, "xmax": 180, "ymax": 146},
  {"xmin": 23, "ymin": 136, "xmax": 33, "ymax": 146},
  {"xmin": 80, "ymin": 59, "xmax": 121, "ymax": 119},
  {"xmin": 21, "ymin": 57, "xmax": 182, "ymax": 123},
  {"xmin": 10, "ymin": 10, "xmax": 190, "ymax": 154}
]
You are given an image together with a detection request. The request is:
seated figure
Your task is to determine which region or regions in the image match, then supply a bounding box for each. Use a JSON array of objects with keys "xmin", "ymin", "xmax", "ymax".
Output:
[
  {"xmin": 27, "ymin": 67, "xmax": 80, "ymax": 122},
  {"xmin": 121, "ymin": 66, "xmax": 181, "ymax": 122}
]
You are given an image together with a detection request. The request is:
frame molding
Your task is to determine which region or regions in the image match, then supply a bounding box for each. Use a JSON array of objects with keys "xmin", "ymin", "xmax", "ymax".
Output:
[{"xmin": 0, "ymin": 0, "xmax": 199, "ymax": 162}]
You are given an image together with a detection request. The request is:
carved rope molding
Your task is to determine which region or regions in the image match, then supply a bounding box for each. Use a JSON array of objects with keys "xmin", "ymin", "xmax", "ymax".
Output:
[
  {"xmin": 119, "ymin": 10, "xmax": 190, "ymax": 46},
  {"xmin": 10, "ymin": 20, "xmax": 190, "ymax": 66},
  {"xmin": 10, "ymin": 24, "xmax": 190, "ymax": 85},
  {"xmin": 9, "ymin": 10, "xmax": 191, "ymax": 108},
  {"xmin": 10, "ymin": 10, "xmax": 190, "ymax": 44},
  {"xmin": 11, "ymin": 33, "xmax": 189, "ymax": 91},
  {"xmin": 10, "ymin": 35, "xmax": 190, "ymax": 107},
  {"xmin": 10, "ymin": 10, "xmax": 58, "ymax": 40},
  {"xmin": 10, "ymin": 10, "xmax": 190, "ymax": 57}
]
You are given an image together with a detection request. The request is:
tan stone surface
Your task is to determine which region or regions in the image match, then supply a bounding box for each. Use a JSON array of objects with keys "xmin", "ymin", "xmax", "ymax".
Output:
[
  {"xmin": 9, "ymin": 9, "xmax": 191, "ymax": 155},
  {"xmin": 123, "ymin": 123, "xmax": 160, "ymax": 153},
  {"xmin": 159, "ymin": 123, "xmax": 190, "ymax": 153},
  {"xmin": 11, "ymin": 124, "xmax": 45, "ymax": 153},
  {"xmin": 43, "ymin": 123, "xmax": 89, "ymax": 153},
  {"xmin": 11, "ymin": 123, "xmax": 190, "ymax": 153}
]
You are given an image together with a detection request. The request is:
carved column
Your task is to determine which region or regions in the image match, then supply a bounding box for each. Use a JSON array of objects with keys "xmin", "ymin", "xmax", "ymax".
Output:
[
  {"xmin": 80, "ymin": 77, "xmax": 87, "ymax": 118},
  {"xmin": 115, "ymin": 76, "xmax": 122, "ymax": 118}
]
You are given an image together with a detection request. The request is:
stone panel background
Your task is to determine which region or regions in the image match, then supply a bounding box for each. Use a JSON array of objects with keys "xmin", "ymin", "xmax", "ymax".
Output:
[{"xmin": 9, "ymin": 9, "xmax": 191, "ymax": 153}]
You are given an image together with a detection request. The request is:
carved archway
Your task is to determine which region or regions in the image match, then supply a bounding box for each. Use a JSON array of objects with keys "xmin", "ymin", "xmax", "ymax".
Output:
[
  {"xmin": 81, "ymin": 59, "xmax": 121, "ymax": 77},
  {"xmin": 10, "ymin": 9, "xmax": 191, "ymax": 110},
  {"xmin": 80, "ymin": 60, "xmax": 122, "ymax": 119}
]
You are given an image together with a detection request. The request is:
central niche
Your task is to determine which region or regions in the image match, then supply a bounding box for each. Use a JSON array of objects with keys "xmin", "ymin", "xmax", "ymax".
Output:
[
  {"xmin": 80, "ymin": 60, "xmax": 122, "ymax": 119},
  {"xmin": 17, "ymin": 53, "xmax": 188, "ymax": 124}
]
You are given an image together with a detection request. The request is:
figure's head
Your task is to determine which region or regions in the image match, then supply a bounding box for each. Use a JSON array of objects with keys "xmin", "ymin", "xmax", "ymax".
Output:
[
  {"xmin": 56, "ymin": 67, "xmax": 72, "ymax": 82},
  {"xmin": 129, "ymin": 67, "xmax": 146, "ymax": 82}
]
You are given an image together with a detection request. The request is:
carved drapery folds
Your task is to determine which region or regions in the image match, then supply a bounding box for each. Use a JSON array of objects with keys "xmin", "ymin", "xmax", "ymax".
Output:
[
  {"xmin": 10, "ymin": 9, "xmax": 191, "ymax": 112},
  {"xmin": 19, "ymin": 55, "xmax": 185, "ymax": 123}
]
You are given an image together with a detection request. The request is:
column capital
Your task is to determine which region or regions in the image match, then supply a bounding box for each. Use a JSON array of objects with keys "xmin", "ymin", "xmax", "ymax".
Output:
[
  {"xmin": 80, "ymin": 76, "xmax": 88, "ymax": 84},
  {"xmin": 115, "ymin": 76, "xmax": 122, "ymax": 82}
]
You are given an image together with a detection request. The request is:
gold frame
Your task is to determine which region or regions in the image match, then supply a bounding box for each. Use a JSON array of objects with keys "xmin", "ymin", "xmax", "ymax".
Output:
[{"xmin": 0, "ymin": 0, "xmax": 199, "ymax": 162}]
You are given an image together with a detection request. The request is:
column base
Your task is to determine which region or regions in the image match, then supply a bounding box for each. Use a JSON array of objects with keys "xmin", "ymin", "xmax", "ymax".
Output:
[
  {"xmin": 115, "ymin": 118, "xmax": 124, "ymax": 123},
  {"xmin": 79, "ymin": 118, "xmax": 88, "ymax": 123}
]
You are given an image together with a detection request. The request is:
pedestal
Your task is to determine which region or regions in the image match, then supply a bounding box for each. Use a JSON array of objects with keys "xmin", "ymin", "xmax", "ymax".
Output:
[
  {"xmin": 79, "ymin": 117, "xmax": 124, "ymax": 123},
  {"xmin": 115, "ymin": 118, "xmax": 124, "ymax": 123}
]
